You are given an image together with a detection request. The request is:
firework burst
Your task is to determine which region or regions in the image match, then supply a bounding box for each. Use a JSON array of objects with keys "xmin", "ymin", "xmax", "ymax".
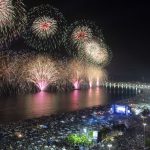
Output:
[
  {"xmin": 0, "ymin": 50, "xmax": 39, "ymax": 95},
  {"xmin": 32, "ymin": 16, "xmax": 57, "ymax": 39},
  {"xmin": 81, "ymin": 38, "xmax": 111, "ymax": 66},
  {"xmin": 23, "ymin": 4, "xmax": 66, "ymax": 52},
  {"xmin": 64, "ymin": 20, "xmax": 102, "ymax": 56},
  {"xmin": 24, "ymin": 55, "xmax": 59, "ymax": 91},
  {"xmin": 0, "ymin": 51, "xmax": 28, "ymax": 81},
  {"xmin": 0, "ymin": 0, "xmax": 26, "ymax": 48},
  {"xmin": 68, "ymin": 58, "xmax": 86, "ymax": 89},
  {"xmin": 0, "ymin": 50, "xmax": 24, "ymax": 94},
  {"xmin": 0, "ymin": 0, "xmax": 14, "ymax": 29},
  {"xmin": 0, "ymin": 51, "xmax": 16, "ymax": 83},
  {"xmin": 71, "ymin": 26, "xmax": 92, "ymax": 46}
]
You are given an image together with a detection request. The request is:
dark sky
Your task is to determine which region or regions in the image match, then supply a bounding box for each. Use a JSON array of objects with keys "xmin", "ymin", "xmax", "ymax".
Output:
[{"xmin": 23, "ymin": 0, "xmax": 150, "ymax": 82}]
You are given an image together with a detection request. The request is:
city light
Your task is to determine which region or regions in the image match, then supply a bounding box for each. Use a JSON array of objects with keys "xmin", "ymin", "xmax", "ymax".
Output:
[{"xmin": 107, "ymin": 143, "xmax": 112, "ymax": 150}]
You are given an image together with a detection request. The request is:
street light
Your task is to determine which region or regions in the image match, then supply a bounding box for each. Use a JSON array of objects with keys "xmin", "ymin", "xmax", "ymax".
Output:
[
  {"xmin": 143, "ymin": 123, "xmax": 147, "ymax": 149},
  {"xmin": 107, "ymin": 144, "xmax": 112, "ymax": 150}
]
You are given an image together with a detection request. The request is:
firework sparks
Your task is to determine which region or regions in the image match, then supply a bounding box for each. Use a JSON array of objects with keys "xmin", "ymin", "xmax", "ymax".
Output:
[
  {"xmin": 64, "ymin": 20, "xmax": 102, "ymax": 56},
  {"xmin": 0, "ymin": 51, "xmax": 16, "ymax": 83},
  {"xmin": 71, "ymin": 26, "xmax": 92, "ymax": 46},
  {"xmin": 86, "ymin": 65, "xmax": 107, "ymax": 88},
  {"xmin": 68, "ymin": 58, "xmax": 86, "ymax": 89},
  {"xmin": 0, "ymin": 0, "xmax": 26, "ymax": 48},
  {"xmin": 32, "ymin": 16, "xmax": 57, "ymax": 39},
  {"xmin": 23, "ymin": 4, "xmax": 66, "ymax": 52},
  {"xmin": 82, "ymin": 38, "xmax": 110, "ymax": 66},
  {"xmin": 0, "ymin": 0, "xmax": 14, "ymax": 29},
  {"xmin": 24, "ymin": 55, "xmax": 59, "ymax": 91},
  {"xmin": 0, "ymin": 51, "xmax": 29, "ymax": 95}
]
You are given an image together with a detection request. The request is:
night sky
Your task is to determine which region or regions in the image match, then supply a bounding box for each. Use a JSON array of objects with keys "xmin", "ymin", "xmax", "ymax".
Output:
[{"xmin": 23, "ymin": 0, "xmax": 150, "ymax": 82}]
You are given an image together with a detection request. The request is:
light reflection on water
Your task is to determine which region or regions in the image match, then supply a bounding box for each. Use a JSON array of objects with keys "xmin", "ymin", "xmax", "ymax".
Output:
[{"xmin": 0, "ymin": 88, "xmax": 135, "ymax": 123}]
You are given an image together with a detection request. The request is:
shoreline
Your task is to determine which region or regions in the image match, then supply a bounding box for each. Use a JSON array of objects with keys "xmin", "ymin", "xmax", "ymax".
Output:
[
  {"xmin": 0, "ymin": 92, "xmax": 149, "ymax": 150},
  {"xmin": 0, "ymin": 104, "xmax": 110, "ymax": 125},
  {"xmin": 0, "ymin": 94, "xmax": 139, "ymax": 125}
]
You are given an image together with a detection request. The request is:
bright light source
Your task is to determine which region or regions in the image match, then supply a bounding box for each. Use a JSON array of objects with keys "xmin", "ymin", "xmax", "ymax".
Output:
[
  {"xmin": 93, "ymin": 131, "xmax": 98, "ymax": 139},
  {"xmin": 107, "ymin": 144, "xmax": 112, "ymax": 148},
  {"xmin": 83, "ymin": 128, "xmax": 87, "ymax": 133}
]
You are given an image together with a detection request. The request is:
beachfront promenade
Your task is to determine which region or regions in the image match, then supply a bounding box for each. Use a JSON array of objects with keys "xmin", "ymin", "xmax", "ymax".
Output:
[{"xmin": 103, "ymin": 81, "xmax": 150, "ymax": 90}]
